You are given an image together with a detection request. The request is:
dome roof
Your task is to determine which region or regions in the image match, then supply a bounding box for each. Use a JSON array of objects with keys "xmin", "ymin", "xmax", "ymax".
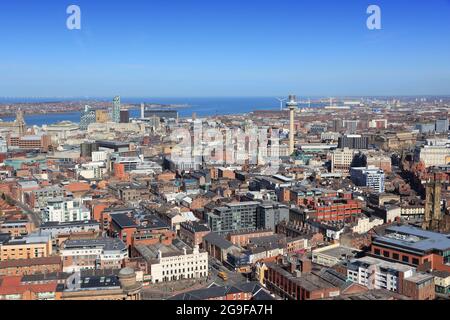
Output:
[{"xmin": 119, "ymin": 267, "xmax": 135, "ymax": 277}]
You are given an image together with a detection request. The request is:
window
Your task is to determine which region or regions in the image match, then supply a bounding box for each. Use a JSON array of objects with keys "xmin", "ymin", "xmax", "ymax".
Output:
[
  {"xmin": 402, "ymin": 256, "xmax": 409, "ymax": 263},
  {"xmin": 383, "ymin": 251, "xmax": 390, "ymax": 258},
  {"xmin": 393, "ymin": 253, "xmax": 399, "ymax": 260},
  {"xmin": 374, "ymin": 249, "xmax": 381, "ymax": 255},
  {"xmin": 412, "ymin": 258, "xmax": 419, "ymax": 265}
]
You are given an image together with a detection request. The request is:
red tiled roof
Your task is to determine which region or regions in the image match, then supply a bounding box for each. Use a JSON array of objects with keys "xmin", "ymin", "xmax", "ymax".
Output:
[
  {"xmin": 0, "ymin": 276, "xmax": 58, "ymax": 295},
  {"xmin": 0, "ymin": 256, "xmax": 62, "ymax": 269},
  {"xmin": 64, "ymin": 182, "xmax": 90, "ymax": 193}
]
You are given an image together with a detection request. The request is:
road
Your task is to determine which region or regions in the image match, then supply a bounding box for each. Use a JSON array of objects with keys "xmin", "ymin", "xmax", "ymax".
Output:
[
  {"xmin": 208, "ymin": 256, "xmax": 248, "ymax": 287},
  {"xmin": 14, "ymin": 200, "xmax": 42, "ymax": 227}
]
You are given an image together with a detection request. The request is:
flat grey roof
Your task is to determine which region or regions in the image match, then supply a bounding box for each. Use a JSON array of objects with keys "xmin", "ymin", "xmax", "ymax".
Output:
[
  {"xmin": 203, "ymin": 232, "xmax": 234, "ymax": 250},
  {"xmin": 64, "ymin": 238, "xmax": 126, "ymax": 251},
  {"xmin": 315, "ymin": 246, "xmax": 360, "ymax": 259},
  {"xmin": 374, "ymin": 225, "xmax": 450, "ymax": 252}
]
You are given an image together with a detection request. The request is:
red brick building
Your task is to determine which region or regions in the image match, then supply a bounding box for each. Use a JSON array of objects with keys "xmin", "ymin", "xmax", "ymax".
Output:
[
  {"xmin": 179, "ymin": 221, "xmax": 210, "ymax": 249},
  {"xmin": 227, "ymin": 229, "xmax": 274, "ymax": 247},
  {"xmin": 0, "ymin": 256, "xmax": 62, "ymax": 276},
  {"xmin": 309, "ymin": 198, "xmax": 362, "ymax": 222},
  {"xmin": 265, "ymin": 262, "xmax": 340, "ymax": 300},
  {"xmin": 371, "ymin": 225, "xmax": 450, "ymax": 272},
  {"xmin": 402, "ymin": 274, "xmax": 436, "ymax": 300}
]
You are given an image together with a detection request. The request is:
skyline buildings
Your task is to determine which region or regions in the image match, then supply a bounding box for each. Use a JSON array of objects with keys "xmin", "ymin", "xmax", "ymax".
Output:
[
  {"xmin": 0, "ymin": 0, "xmax": 450, "ymax": 305},
  {"xmin": 112, "ymin": 96, "xmax": 121, "ymax": 123}
]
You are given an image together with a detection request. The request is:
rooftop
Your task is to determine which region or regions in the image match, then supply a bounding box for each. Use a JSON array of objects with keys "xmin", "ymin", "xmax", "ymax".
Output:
[
  {"xmin": 110, "ymin": 213, "xmax": 139, "ymax": 229},
  {"xmin": 63, "ymin": 238, "xmax": 126, "ymax": 252},
  {"xmin": 374, "ymin": 225, "xmax": 450, "ymax": 253},
  {"xmin": 135, "ymin": 243, "xmax": 194, "ymax": 262},
  {"xmin": 41, "ymin": 220, "xmax": 100, "ymax": 229},
  {"xmin": 348, "ymin": 256, "xmax": 415, "ymax": 273},
  {"xmin": 314, "ymin": 245, "xmax": 361, "ymax": 260},
  {"xmin": 203, "ymin": 233, "xmax": 234, "ymax": 250}
]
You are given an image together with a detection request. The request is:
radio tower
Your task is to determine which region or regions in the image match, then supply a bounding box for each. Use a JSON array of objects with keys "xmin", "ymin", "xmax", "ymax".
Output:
[{"xmin": 286, "ymin": 95, "xmax": 298, "ymax": 155}]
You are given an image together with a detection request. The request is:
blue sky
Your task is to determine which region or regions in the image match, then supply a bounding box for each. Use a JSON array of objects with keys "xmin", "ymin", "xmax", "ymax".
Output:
[{"xmin": 0, "ymin": 0, "xmax": 449, "ymax": 98}]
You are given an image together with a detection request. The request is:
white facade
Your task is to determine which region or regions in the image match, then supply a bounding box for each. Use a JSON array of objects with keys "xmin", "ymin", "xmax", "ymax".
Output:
[
  {"xmin": 76, "ymin": 162, "xmax": 107, "ymax": 180},
  {"xmin": 43, "ymin": 198, "xmax": 90, "ymax": 223},
  {"xmin": 61, "ymin": 240, "xmax": 128, "ymax": 273},
  {"xmin": 415, "ymin": 145, "xmax": 450, "ymax": 168},
  {"xmin": 330, "ymin": 148, "xmax": 355, "ymax": 175},
  {"xmin": 352, "ymin": 217, "xmax": 384, "ymax": 234},
  {"xmin": 149, "ymin": 246, "xmax": 208, "ymax": 283},
  {"xmin": 248, "ymin": 247, "xmax": 284, "ymax": 264},
  {"xmin": 347, "ymin": 256, "xmax": 415, "ymax": 292},
  {"xmin": 92, "ymin": 151, "xmax": 108, "ymax": 162},
  {"xmin": 0, "ymin": 139, "xmax": 7, "ymax": 153}
]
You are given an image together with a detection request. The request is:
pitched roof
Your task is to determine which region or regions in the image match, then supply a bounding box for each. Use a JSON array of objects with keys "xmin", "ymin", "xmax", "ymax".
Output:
[
  {"xmin": 0, "ymin": 256, "xmax": 62, "ymax": 269},
  {"xmin": 203, "ymin": 233, "xmax": 234, "ymax": 250}
]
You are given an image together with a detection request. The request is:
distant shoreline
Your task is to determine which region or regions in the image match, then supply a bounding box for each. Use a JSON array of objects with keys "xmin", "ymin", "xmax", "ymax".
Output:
[{"xmin": 0, "ymin": 104, "xmax": 191, "ymax": 119}]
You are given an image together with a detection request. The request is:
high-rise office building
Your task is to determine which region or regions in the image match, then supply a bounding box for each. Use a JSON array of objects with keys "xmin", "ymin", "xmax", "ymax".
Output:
[
  {"xmin": 112, "ymin": 96, "xmax": 121, "ymax": 123},
  {"xmin": 80, "ymin": 105, "xmax": 96, "ymax": 130},
  {"xmin": 120, "ymin": 110, "xmax": 130, "ymax": 123}
]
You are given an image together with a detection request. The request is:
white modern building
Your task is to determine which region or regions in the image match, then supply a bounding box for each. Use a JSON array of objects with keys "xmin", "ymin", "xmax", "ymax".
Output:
[
  {"xmin": 42, "ymin": 197, "xmax": 90, "ymax": 223},
  {"xmin": 92, "ymin": 151, "xmax": 108, "ymax": 162},
  {"xmin": 347, "ymin": 256, "xmax": 416, "ymax": 292},
  {"xmin": 60, "ymin": 238, "xmax": 128, "ymax": 273},
  {"xmin": 76, "ymin": 162, "xmax": 107, "ymax": 180},
  {"xmin": 135, "ymin": 243, "xmax": 208, "ymax": 283}
]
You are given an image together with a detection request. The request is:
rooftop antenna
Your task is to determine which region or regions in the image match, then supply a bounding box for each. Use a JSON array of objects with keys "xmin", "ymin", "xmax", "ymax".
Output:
[{"xmin": 276, "ymin": 97, "xmax": 287, "ymax": 111}]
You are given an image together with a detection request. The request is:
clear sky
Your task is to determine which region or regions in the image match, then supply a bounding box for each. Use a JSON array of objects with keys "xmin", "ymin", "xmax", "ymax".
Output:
[{"xmin": 0, "ymin": 0, "xmax": 449, "ymax": 98}]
